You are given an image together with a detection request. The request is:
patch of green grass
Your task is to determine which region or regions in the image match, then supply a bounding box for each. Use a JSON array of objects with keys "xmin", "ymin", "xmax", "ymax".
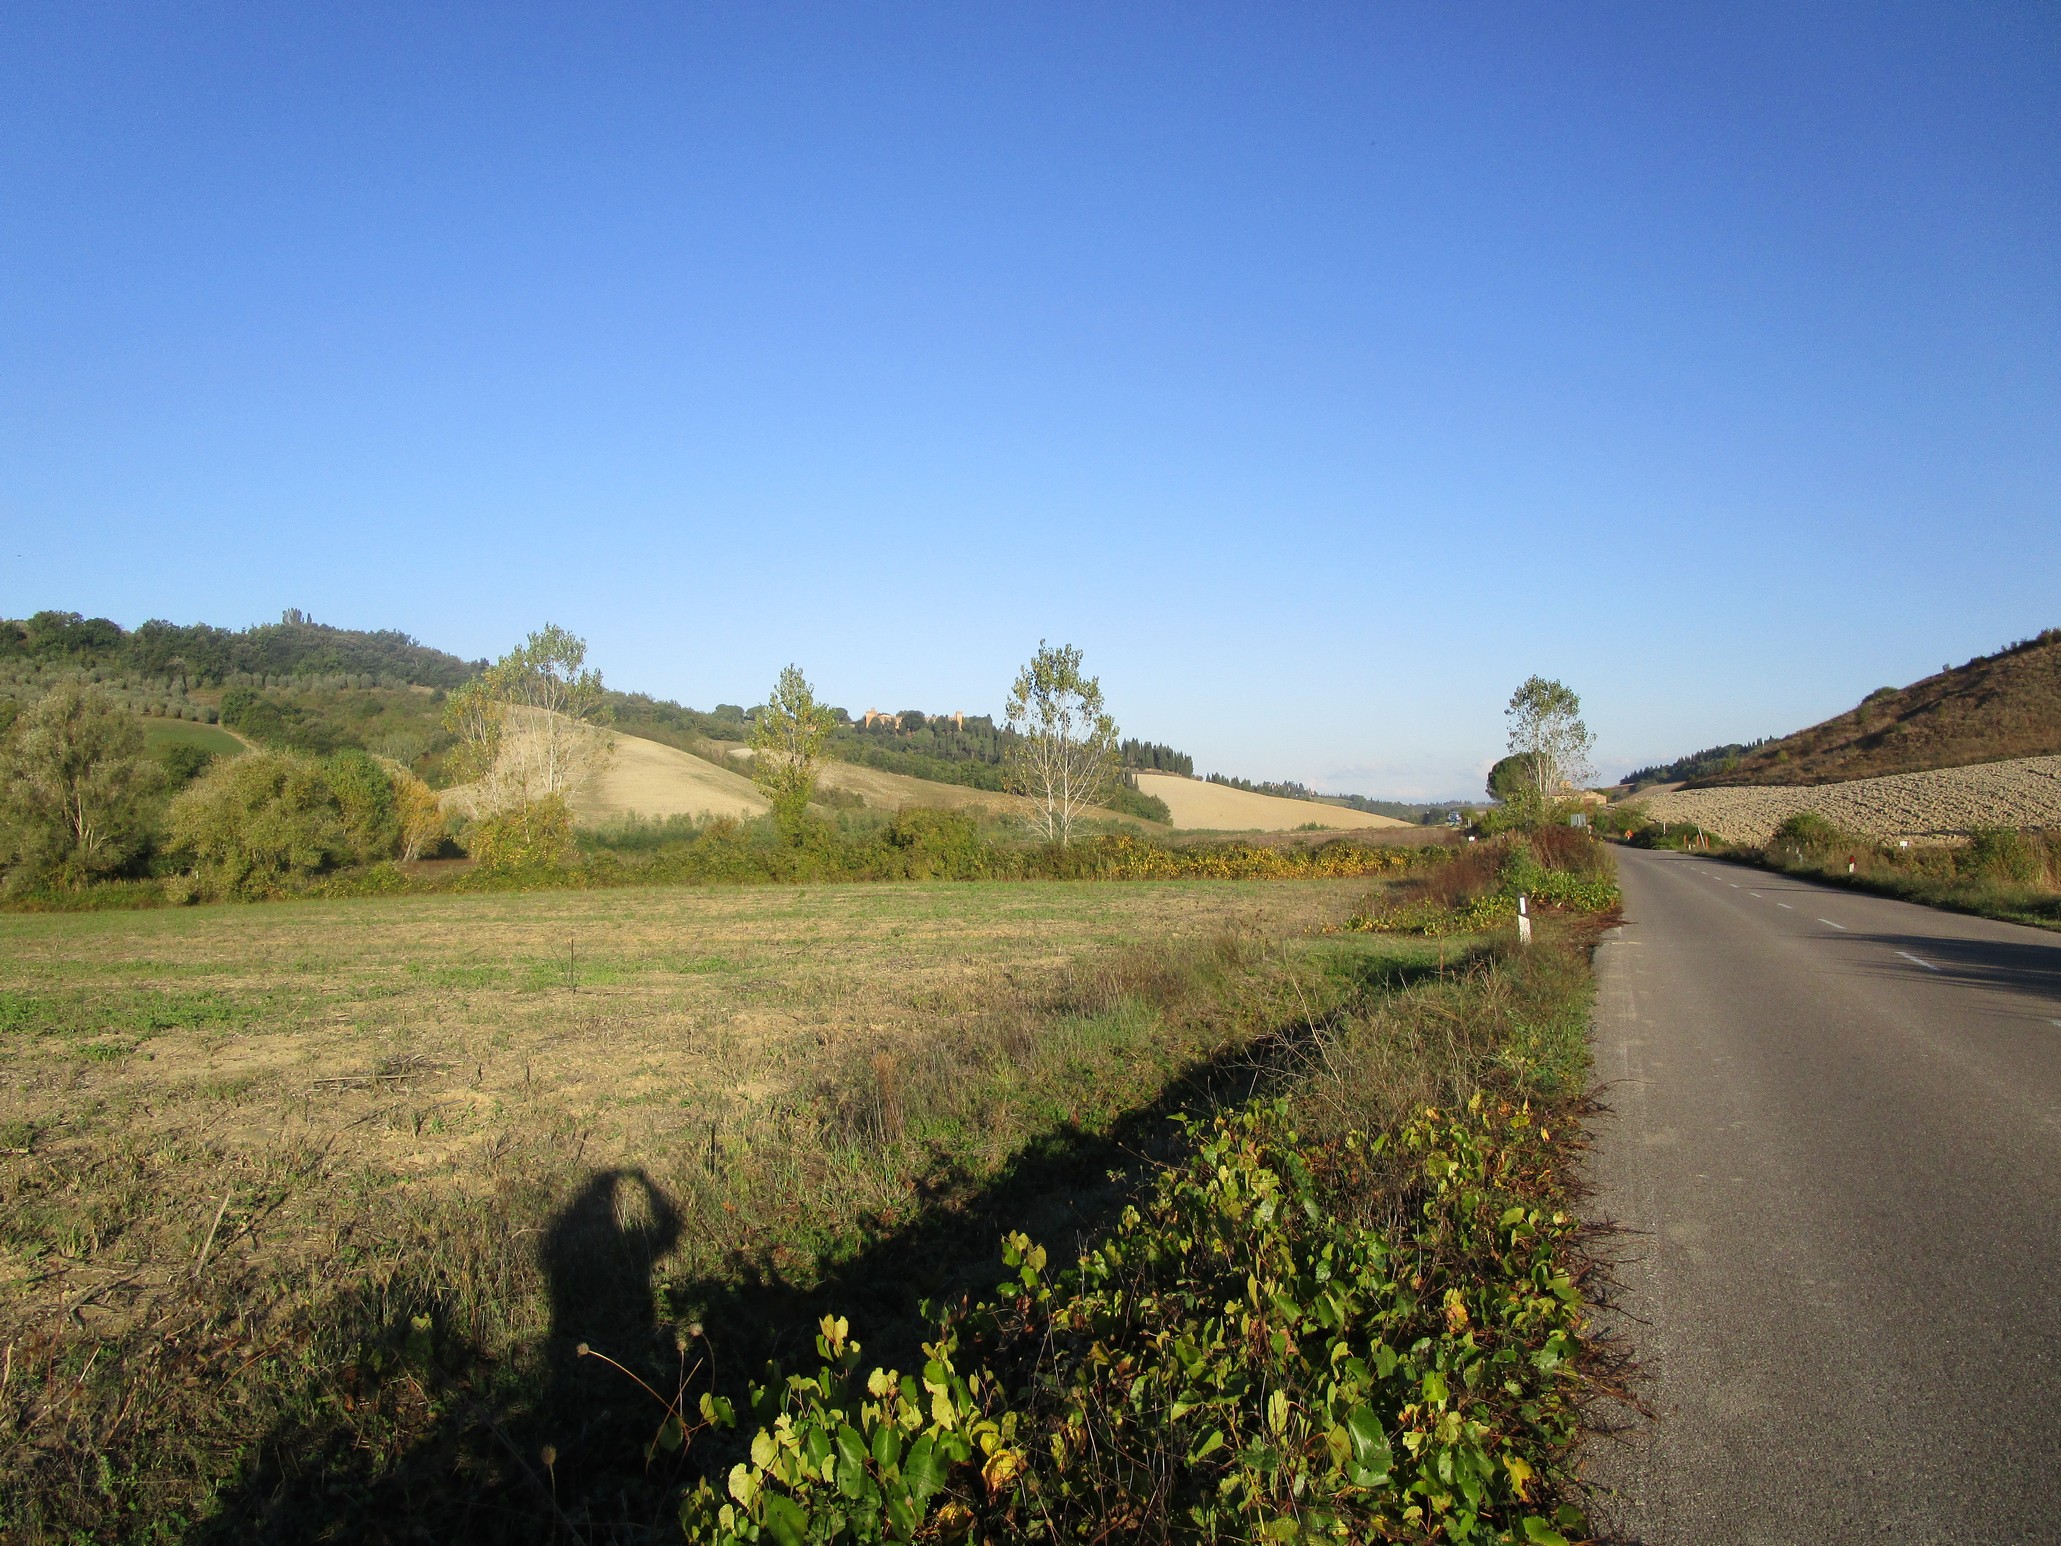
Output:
[
  {"xmin": 141, "ymin": 718, "xmax": 245, "ymax": 759},
  {"xmin": 0, "ymin": 985, "xmax": 244, "ymax": 1040}
]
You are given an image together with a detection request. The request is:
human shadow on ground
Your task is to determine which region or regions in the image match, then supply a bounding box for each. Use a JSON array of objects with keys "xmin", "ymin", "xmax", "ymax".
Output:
[
  {"xmin": 194, "ymin": 1168, "xmax": 692, "ymax": 1544},
  {"xmin": 193, "ymin": 953, "xmax": 1453, "ymax": 1542},
  {"xmin": 540, "ymin": 1170, "xmax": 683, "ymax": 1465}
]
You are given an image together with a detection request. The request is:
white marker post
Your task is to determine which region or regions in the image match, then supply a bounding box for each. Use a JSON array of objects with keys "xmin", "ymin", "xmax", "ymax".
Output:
[{"xmin": 1517, "ymin": 893, "xmax": 1532, "ymax": 946}]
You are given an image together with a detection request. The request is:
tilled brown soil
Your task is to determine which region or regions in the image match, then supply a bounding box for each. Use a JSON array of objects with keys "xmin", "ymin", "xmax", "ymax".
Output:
[{"xmin": 1630, "ymin": 754, "xmax": 2061, "ymax": 844}]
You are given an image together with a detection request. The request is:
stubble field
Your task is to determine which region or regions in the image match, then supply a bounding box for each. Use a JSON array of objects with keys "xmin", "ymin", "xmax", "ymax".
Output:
[{"xmin": 0, "ymin": 873, "xmax": 1419, "ymax": 1540}]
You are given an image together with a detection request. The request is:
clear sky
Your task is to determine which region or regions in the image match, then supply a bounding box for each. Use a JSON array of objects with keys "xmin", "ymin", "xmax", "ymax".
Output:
[{"xmin": 3, "ymin": 4, "xmax": 2056, "ymax": 797}]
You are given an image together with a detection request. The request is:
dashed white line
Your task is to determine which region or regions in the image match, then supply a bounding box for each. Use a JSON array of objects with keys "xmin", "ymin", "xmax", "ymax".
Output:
[
  {"xmin": 1748, "ymin": 891, "xmax": 1763, "ymax": 898},
  {"xmin": 1819, "ymin": 919, "xmax": 1847, "ymax": 930},
  {"xmin": 1776, "ymin": 903, "xmax": 1793, "ymax": 910},
  {"xmin": 1896, "ymin": 950, "xmax": 1942, "ymax": 973}
]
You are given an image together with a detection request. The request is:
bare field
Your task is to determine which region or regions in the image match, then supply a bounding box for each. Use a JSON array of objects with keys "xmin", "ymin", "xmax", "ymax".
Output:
[
  {"xmin": 580, "ymin": 727, "xmax": 1141, "ymax": 826},
  {"xmin": 0, "ymin": 876, "xmax": 1378, "ymax": 1349},
  {"xmin": 1632, "ymin": 753, "xmax": 2061, "ymax": 844},
  {"xmin": 1133, "ymin": 772, "xmax": 1410, "ymax": 832},
  {"xmin": 572, "ymin": 728, "xmax": 768, "ymax": 822}
]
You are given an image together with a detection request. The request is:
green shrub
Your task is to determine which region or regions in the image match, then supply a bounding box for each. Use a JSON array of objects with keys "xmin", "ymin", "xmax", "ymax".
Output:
[
  {"xmin": 1105, "ymin": 778, "xmax": 1174, "ymax": 824},
  {"xmin": 324, "ymin": 748, "xmax": 403, "ymax": 865},
  {"xmin": 871, "ymin": 807, "xmax": 990, "ymax": 879},
  {"xmin": 167, "ymin": 752, "xmax": 350, "ymax": 899},
  {"xmin": 1768, "ymin": 812, "xmax": 1855, "ymax": 857},
  {"xmin": 0, "ymin": 684, "xmax": 158, "ymax": 893},
  {"xmin": 682, "ymin": 1098, "xmax": 1587, "ymax": 1545},
  {"xmin": 1352, "ymin": 831, "xmax": 1617, "ymax": 935},
  {"xmin": 465, "ymin": 795, "xmax": 576, "ymax": 871},
  {"xmin": 154, "ymin": 742, "xmax": 216, "ymax": 788},
  {"xmin": 1963, "ymin": 827, "xmax": 2044, "ymax": 886}
]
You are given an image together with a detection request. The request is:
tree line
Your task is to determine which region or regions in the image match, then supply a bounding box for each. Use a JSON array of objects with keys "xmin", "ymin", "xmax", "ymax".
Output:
[{"xmin": 0, "ymin": 609, "xmax": 479, "ymax": 688}]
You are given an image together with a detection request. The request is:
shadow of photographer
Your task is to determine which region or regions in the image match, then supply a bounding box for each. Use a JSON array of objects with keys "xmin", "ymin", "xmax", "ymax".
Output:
[{"xmin": 539, "ymin": 1168, "xmax": 683, "ymax": 1464}]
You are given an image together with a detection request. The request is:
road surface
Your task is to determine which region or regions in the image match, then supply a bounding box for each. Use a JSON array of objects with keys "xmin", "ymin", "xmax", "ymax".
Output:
[{"xmin": 1587, "ymin": 846, "xmax": 2061, "ymax": 1543}]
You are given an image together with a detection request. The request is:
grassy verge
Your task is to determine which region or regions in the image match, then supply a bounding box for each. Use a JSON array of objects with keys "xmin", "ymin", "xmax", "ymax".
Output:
[
  {"xmin": 1653, "ymin": 813, "xmax": 2061, "ymax": 931},
  {"xmin": 667, "ymin": 834, "xmax": 1616, "ymax": 1545}
]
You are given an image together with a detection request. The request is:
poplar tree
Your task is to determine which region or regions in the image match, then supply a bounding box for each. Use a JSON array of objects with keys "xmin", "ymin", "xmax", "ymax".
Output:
[
  {"xmin": 751, "ymin": 664, "xmax": 833, "ymax": 840},
  {"xmin": 1003, "ymin": 641, "xmax": 1119, "ymax": 847},
  {"xmin": 1503, "ymin": 677, "xmax": 1596, "ymax": 800}
]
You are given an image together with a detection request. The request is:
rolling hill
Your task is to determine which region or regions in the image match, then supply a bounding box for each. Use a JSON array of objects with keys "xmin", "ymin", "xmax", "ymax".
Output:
[
  {"xmin": 1688, "ymin": 628, "xmax": 2061, "ymax": 787},
  {"xmin": 1132, "ymin": 773, "xmax": 1410, "ymax": 832},
  {"xmin": 453, "ymin": 722, "xmax": 1159, "ymax": 829}
]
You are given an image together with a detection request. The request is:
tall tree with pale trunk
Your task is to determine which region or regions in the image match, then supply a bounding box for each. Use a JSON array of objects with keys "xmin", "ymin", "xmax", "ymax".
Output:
[
  {"xmin": 1503, "ymin": 676, "xmax": 1595, "ymax": 801},
  {"xmin": 1003, "ymin": 641, "xmax": 1119, "ymax": 847},
  {"xmin": 444, "ymin": 624, "xmax": 610, "ymax": 813}
]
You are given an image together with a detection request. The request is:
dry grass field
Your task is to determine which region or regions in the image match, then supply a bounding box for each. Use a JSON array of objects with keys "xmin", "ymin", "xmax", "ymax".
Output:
[
  {"xmin": 1, "ymin": 873, "xmax": 1441, "ymax": 1544},
  {"xmin": 1133, "ymin": 772, "xmax": 1410, "ymax": 832},
  {"xmin": 1632, "ymin": 753, "xmax": 2061, "ymax": 844},
  {"xmin": 0, "ymin": 877, "xmax": 1374, "ymax": 1346},
  {"xmin": 568, "ymin": 728, "xmax": 768, "ymax": 822}
]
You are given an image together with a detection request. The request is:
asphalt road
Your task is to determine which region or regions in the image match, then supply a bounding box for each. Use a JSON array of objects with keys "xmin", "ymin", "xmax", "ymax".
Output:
[{"xmin": 1587, "ymin": 846, "xmax": 2061, "ymax": 1543}]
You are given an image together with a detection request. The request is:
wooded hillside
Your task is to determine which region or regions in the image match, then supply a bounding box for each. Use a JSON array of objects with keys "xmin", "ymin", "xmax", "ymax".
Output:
[{"xmin": 0, "ymin": 609, "xmax": 479, "ymax": 687}]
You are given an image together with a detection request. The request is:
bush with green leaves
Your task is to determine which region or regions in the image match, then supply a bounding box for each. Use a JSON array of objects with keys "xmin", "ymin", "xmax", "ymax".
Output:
[
  {"xmin": 1767, "ymin": 811, "xmax": 1855, "ymax": 858},
  {"xmin": 1351, "ymin": 831, "xmax": 1618, "ymax": 936},
  {"xmin": 0, "ymin": 683, "xmax": 159, "ymax": 893},
  {"xmin": 465, "ymin": 793, "xmax": 576, "ymax": 871},
  {"xmin": 1963, "ymin": 827, "xmax": 2046, "ymax": 886},
  {"xmin": 1106, "ymin": 777, "xmax": 1174, "ymax": 825},
  {"xmin": 167, "ymin": 751, "xmax": 352, "ymax": 899},
  {"xmin": 679, "ymin": 1097, "xmax": 1588, "ymax": 1544},
  {"xmin": 154, "ymin": 741, "xmax": 217, "ymax": 788},
  {"xmin": 324, "ymin": 748, "xmax": 404, "ymax": 865}
]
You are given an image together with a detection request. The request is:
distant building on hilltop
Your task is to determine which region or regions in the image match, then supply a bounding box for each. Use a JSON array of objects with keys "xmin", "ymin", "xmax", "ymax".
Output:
[{"xmin": 858, "ymin": 708, "xmax": 966, "ymax": 731}]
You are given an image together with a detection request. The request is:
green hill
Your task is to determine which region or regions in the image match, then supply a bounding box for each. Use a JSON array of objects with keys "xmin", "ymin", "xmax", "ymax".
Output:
[
  {"xmin": 0, "ymin": 612, "xmax": 1191, "ymax": 816},
  {"xmin": 0, "ymin": 608, "xmax": 478, "ymax": 687},
  {"xmin": 1688, "ymin": 627, "xmax": 2061, "ymax": 787}
]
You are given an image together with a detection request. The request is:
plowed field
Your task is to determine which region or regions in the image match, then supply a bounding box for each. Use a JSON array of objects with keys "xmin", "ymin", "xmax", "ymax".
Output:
[{"xmin": 1631, "ymin": 755, "xmax": 2061, "ymax": 844}]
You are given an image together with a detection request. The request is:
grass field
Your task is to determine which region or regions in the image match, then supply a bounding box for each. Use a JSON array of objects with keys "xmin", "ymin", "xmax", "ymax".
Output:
[
  {"xmin": 141, "ymin": 718, "xmax": 246, "ymax": 759},
  {"xmin": 3, "ymin": 874, "xmax": 1443, "ymax": 1540}
]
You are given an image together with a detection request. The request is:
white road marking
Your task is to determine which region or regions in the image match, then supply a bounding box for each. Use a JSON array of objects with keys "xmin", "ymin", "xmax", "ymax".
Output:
[
  {"xmin": 1776, "ymin": 903, "xmax": 1793, "ymax": 910},
  {"xmin": 1897, "ymin": 951, "xmax": 1941, "ymax": 972},
  {"xmin": 1730, "ymin": 884, "xmax": 1741, "ymax": 889},
  {"xmin": 1748, "ymin": 891, "xmax": 1763, "ymax": 898},
  {"xmin": 2050, "ymin": 1019, "xmax": 2061, "ymax": 1029},
  {"xmin": 1820, "ymin": 919, "xmax": 1847, "ymax": 930}
]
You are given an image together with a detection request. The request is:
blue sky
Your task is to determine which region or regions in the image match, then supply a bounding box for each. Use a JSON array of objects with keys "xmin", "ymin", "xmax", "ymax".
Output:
[{"xmin": 3, "ymin": 4, "xmax": 2055, "ymax": 798}]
